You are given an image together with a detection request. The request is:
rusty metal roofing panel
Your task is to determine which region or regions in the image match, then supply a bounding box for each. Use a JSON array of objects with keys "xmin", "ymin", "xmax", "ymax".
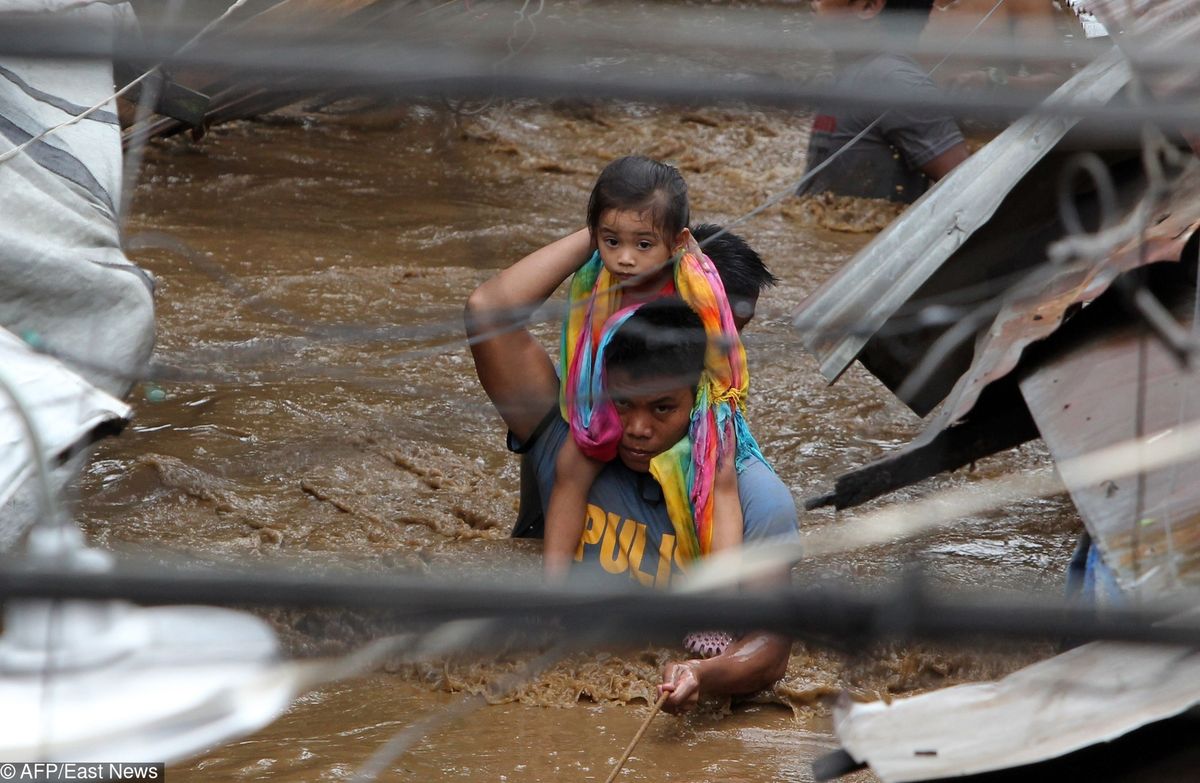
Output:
[
  {"xmin": 1019, "ymin": 277, "xmax": 1200, "ymax": 600},
  {"xmin": 806, "ymin": 162, "xmax": 1200, "ymax": 512},
  {"xmin": 833, "ymin": 640, "xmax": 1200, "ymax": 782},
  {"xmin": 1089, "ymin": 0, "xmax": 1200, "ymax": 98},
  {"xmin": 792, "ymin": 47, "xmax": 1130, "ymax": 387},
  {"xmin": 909, "ymin": 162, "xmax": 1200, "ymax": 450}
]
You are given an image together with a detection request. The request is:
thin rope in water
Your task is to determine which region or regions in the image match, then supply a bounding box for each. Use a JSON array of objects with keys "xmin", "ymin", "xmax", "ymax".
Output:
[{"xmin": 603, "ymin": 690, "xmax": 669, "ymax": 783}]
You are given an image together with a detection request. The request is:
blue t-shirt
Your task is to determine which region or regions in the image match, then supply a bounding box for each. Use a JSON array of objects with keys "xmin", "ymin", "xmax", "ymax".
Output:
[{"xmin": 510, "ymin": 412, "xmax": 799, "ymax": 588}]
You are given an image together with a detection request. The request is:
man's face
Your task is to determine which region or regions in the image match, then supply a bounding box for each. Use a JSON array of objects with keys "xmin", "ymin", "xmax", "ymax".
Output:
[{"xmin": 606, "ymin": 368, "xmax": 695, "ymax": 473}]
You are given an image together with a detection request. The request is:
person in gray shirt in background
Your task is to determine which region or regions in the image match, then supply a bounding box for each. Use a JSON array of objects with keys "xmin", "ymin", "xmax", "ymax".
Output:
[{"xmin": 799, "ymin": 0, "xmax": 970, "ymax": 204}]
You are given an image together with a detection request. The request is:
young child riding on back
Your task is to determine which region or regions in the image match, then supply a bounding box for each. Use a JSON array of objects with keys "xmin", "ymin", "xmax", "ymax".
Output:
[{"xmin": 544, "ymin": 156, "xmax": 756, "ymax": 582}]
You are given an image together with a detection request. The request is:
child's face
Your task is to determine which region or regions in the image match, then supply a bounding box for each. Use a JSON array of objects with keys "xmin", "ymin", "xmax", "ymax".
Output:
[{"xmin": 595, "ymin": 208, "xmax": 679, "ymax": 297}]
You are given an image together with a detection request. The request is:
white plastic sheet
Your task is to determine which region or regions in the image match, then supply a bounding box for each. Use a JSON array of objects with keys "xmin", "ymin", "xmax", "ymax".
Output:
[
  {"xmin": 0, "ymin": 327, "xmax": 130, "ymax": 511},
  {"xmin": 0, "ymin": 0, "xmax": 154, "ymax": 398},
  {"xmin": 0, "ymin": 0, "xmax": 154, "ymax": 545},
  {"xmin": 0, "ymin": 601, "xmax": 310, "ymax": 764},
  {"xmin": 835, "ymin": 640, "xmax": 1200, "ymax": 782}
]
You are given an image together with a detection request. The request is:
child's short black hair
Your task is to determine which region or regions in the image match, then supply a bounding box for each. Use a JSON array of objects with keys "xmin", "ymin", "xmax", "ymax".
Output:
[
  {"xmin": 604, "ymin": 297, "xmax": 706, "ymax": 389},
  {"xmin": 587, "ymin": 156, "xmax": 690, "ymax": 244},
  {"xmin": 692, "ymin": 223, "xmax": 778, "ymax": 306}
]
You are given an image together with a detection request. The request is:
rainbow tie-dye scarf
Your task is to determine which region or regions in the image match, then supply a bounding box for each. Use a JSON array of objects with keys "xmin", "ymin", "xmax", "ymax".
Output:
[{"xmin": 559, "ymin": 237, "xmax": 769, "ymax": 563}]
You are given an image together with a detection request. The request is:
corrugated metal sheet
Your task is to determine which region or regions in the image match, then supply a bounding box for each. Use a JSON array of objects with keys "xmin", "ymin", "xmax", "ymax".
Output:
[
  {"xmin": 1019, "ymin": 275, "xmax": 1200, "ymax": 599},
  {"xmin": 818, "ymin": 10, "xmax": 1200, "ymax": 779},
  {"xmin": 806, "ymin": 161, "xmax": 1200, "ymax": 511},
  {"xmin": 792, "ymin": 47, "xmax": 1130, "ymax": 411},
  {"xmin": 833, "ymin": 639, "xmax": 1200, "ymax": 783},
  {"xmin": 125, "ymin": 0, "xmax": 400, "ymax": 142},
  {"xmin": 1089, "ymin": 0, "xmax": 1200, "ymax": 102},
  {"xmin": 913, "ymin": 161, "xmax": 1200, "ymax": 450},
  {"xmin": 999, "ymin": 0, "xmax": 1200, "ymax": 608}
]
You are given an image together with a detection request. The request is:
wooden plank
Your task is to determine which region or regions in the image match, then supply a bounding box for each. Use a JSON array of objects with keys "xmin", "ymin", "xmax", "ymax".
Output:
[{"xmin": 805, "ymin": 378, "xmax": 1037, "ymax": 511}]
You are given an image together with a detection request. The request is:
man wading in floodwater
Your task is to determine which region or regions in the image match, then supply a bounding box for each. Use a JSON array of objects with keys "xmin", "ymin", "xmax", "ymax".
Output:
[{"xmin": 466, "ymin": 229, "xmax": 798, "ymax": 712}]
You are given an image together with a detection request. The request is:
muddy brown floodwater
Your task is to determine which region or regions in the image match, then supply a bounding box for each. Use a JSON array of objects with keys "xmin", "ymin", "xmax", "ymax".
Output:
[{"xmin": 76, "ymin": 72, "xmax": 1082, "ymax": 782}]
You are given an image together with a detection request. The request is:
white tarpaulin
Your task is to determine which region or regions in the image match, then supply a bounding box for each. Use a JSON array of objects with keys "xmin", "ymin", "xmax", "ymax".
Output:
[
  {"xmin": 835, "ymin": 640, "xmax": 1200, "ymax": 782},
  {"xmin": 0, "ymin": 0, "xmax": 155, "ymax": 398},
  {"xmin": 0, "ymin": 601, "xmax": 307, "ymax": 764},
  {"xmin": 0, "ymin": 0, "xmax": 154, "ymax": 545},
  {"xmin": 0, "ymin": 327, "xmax": 131, "ymax": 511}
]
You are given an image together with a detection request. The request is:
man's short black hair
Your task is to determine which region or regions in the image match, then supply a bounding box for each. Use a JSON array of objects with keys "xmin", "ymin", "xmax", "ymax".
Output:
[
  {"xmin": 693, "ymin": 223, "xmax": 778, "ymax": 304},
  {"xmin": 879, "ymin": 0, "xmax": 936, "ymax": 34},
  {"xmin": 604, "ymin": 297, "xmax": 706, "ymax": 389},
  {"xmin": 883, "ymin": 0, "xmax": 935, "ymax": 13}
]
